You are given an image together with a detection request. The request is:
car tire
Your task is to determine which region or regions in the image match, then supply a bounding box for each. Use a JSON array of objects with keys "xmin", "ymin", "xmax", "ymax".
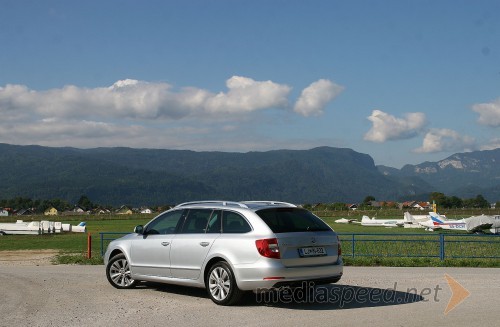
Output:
[
  {"xmin": 106, "ymin": 253, "xmax": 137, "ymax": 289},
  {"xmin": 206, "ymin": 261, "xmax": 244, "ymax": 306},
  {"xmin": 329, "ymin": 276, "xmax": 341, "ymax": 284}
]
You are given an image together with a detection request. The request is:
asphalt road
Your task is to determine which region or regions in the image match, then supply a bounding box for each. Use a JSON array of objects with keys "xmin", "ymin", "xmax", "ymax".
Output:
[{"xmin": 0, "ymin": 265, "xmax": 497, "ymax": 327}]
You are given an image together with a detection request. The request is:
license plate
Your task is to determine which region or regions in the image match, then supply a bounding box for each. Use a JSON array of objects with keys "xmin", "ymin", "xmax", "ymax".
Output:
[{"xmin": 298, "ymin": 246, "xmax": 326, "ymax": 257}]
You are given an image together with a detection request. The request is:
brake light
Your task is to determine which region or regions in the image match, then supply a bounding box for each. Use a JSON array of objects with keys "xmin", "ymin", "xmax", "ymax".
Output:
[
  {"xmin": 255, "ymin": 238, "xmax": 280, "ymax": 259},
  {"xmin": 337, "ymin": 235, "xmax": 342, "ymax": 256}
]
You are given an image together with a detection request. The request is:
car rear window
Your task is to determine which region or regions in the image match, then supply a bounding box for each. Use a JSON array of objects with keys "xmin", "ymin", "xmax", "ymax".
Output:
[{"xmin": 256, "ymin": 208, "xmax": 331, "ymax": 233}]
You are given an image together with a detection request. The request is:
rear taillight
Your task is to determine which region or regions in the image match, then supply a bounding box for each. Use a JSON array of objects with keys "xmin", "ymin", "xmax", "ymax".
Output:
[
  {"xmin": 255, "ymin": 238, "xmax": 280, "ymax": 259},
  {"xmin": 337, "ymin": 235, "xmax": 342, "ymax": 256}
]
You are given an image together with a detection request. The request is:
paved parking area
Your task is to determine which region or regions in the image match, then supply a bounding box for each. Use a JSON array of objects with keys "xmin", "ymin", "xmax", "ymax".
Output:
[{"xmin": 0, "ymin": 265, "xmax": 497, "ymax": 327}]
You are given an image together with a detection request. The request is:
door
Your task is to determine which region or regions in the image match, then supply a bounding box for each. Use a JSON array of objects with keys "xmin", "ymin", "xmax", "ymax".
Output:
[
  {"xmin": 130, "ymin": 209, "xmax": 185, "ymax": 278},
  {"xmin": 170, "ymin": 209, "xmax": 221, "ymax": 279}
]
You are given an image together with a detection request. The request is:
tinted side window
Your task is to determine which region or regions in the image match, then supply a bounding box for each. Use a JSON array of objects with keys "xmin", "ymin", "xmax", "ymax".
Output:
[
  {"xmin": 256, "ymin": 208, "xmax": 331, "ymax": 233},
  {"xmin": 180, "ymin": 209, "xmax": 213, "ymax": 234},
  {"xmin": 222, "ymin": 211, "xmax": 251, "ymax": 233},
  {"xmin": 145, "ymin": 210, "xmax": 185, "ymax": 235},
  {"xmin": 206, "ymin": 210, "xmax": 222, "ymax": 233}
]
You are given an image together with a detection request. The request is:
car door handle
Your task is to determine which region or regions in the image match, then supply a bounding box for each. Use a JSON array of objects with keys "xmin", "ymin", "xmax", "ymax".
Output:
[
  {"xmin": 161, "ymin": 242, "xmax": 170, "ymax": 246},
  {"xmin": 199, "ymin": 242, "xmax": 210, "ymax": 247}
]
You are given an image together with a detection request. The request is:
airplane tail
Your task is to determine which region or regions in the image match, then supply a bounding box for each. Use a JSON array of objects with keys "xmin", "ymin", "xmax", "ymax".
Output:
[
  {"xmin": 404, "ymin": 212, "xmax": 416, "ymax": 223},
  {"xmin": 429, "ymin": 212, "xmax": 444, "ymax": 225},
  {"xmin": 78, "ymin": 222, "xmax": 86, "ymax": 227}
]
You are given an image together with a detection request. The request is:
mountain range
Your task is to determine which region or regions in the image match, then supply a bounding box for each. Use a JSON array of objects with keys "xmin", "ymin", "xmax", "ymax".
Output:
[{"xmin": 0, "ymin": 143, "xmax": 498, "ymax": 206}]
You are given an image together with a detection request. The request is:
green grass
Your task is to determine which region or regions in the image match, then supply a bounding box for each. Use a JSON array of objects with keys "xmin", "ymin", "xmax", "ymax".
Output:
[
  {"xmin": 343, "ymin": 257, "xmax": 500, "ymax": 267},
  {"xmin": 1, "ymin": 213, "xmax": 499, "ymax": 267},
  {"xmin": 0, "ymin": 216, "xmax": 150, "ymax": 265}
]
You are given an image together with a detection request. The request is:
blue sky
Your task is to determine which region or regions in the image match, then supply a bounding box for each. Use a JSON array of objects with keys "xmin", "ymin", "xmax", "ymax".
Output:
[{"xmin": 1, "ymin": 0, "xmax": 499, "ymax": 168}]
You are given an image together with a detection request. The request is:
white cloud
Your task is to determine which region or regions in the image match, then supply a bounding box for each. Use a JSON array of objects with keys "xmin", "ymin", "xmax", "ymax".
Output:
[
  {"xmin": 364, "ymin": 110, "xmax": 426, "ymax": 142},
  {"xmin": 413, "ymin": 129, "xmax": 476, "ymax": 153},
  {"xmin": 472, "ymin": 98, "xmax": 500, "ymax": 127},
  {"xmin": 293, "ymin": 79, "xmax": 344, "ymax": 117},
  {"xmin": 1, "ymin": 76, "xmax": 341, "ymax": 122},
  {"xmin": 480, "ymin": 138, "xmax": 500, "ymax": 151},
  {"xmin": 205, "ymin": 76, "xmax": 291, "ymax": 114},
  {"xmin": 0, "ymin": 77, "xmax": 345, "ymax": 150}
]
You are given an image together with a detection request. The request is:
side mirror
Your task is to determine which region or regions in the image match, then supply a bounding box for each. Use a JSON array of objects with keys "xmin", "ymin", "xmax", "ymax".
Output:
[{"xmin": 134, "ymin": 225, "xmax": 144, "ymax": 234}]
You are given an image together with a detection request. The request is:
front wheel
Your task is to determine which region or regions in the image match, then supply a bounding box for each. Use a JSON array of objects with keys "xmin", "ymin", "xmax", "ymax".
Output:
[
  {"xmin": 106, "ymin": 253, "xmax": 137, "ymax": 289},
  {"xmin": 206, "ymin": 261, "xmax": 243, "ymax": 305}
]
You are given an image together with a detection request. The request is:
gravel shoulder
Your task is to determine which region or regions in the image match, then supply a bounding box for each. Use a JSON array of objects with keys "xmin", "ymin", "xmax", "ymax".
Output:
[{"xmin": 0, "ymin": 249, "xmax": 59, "ymax": 266}]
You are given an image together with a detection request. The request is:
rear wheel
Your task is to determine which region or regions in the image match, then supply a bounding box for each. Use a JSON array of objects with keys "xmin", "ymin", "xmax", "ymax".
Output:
[
  {"xmin": 106, "ymin": 253, "xmax": 137, "ymax": 289},
  {"xmin": 206, "ymin": 261, "xmax": 243, "ymax": 305}
]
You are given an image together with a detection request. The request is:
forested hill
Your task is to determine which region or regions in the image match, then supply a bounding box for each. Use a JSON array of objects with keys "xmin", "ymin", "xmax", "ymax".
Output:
[
  {"xmin": 378, "ymin": 148, "xmax": 500, "ymax": 202},
  {"xmin": 0, "ymin": 143, "xmax": 430, "ymax": 206}
]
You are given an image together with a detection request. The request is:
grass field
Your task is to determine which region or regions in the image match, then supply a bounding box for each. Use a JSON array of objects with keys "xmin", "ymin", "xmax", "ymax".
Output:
[{"xmin": 1, "ymin": 210, "xmax": 499, "ymax": 267}]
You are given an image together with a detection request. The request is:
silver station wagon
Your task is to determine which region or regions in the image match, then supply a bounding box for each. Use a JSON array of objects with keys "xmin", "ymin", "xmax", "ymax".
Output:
[{"xmin": 104, "ymin": 201, "xmax": 343, "ymax": 305}]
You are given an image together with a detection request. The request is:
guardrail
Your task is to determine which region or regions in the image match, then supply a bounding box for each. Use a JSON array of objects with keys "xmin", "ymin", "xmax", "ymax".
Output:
[{"xmin": 99, "ymin": 232, "xmax": 500, "ymax": 260}]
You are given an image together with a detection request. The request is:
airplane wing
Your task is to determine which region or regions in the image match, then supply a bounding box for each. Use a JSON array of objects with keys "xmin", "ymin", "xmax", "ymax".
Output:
[{"xmin": 464, "ymin": 215, "xmax": 494, "ymax": 233}]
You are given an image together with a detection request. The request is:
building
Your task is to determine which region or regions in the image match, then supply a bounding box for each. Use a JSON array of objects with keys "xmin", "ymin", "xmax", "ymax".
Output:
[
  {"xmin": 116, "ymin": 205, "xmax": 133, "ymax": 215},
  {"xmin": 44, "ymin": 207, "xmax": 58, "ymax": 216}
]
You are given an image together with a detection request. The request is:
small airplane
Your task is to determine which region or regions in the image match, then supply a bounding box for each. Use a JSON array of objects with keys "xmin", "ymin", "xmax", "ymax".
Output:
[
  {"xmin": 360, "ymin": 216, "xmax": 404, "ymax": 227},
  {"xmin": 0, "ymin": 221, "xmax": 87, "ymax": 235},
  {"xmin": 428, "ymin": 212, "xmax": 467, "ymax": 230},
  {"xmin": 70, "ymin": 222, "xmax": 87, "ymax": 233},
  {"xmin": 0, "ymin": 220, "xmax": 42, "ymax": 235},
  {"xmin": 334, "ymin": 218, "xmax": 359, "ymax": 224},
  {"xmin": 404, "ymin": 212, "xmax": 495, "ymax": 233}
]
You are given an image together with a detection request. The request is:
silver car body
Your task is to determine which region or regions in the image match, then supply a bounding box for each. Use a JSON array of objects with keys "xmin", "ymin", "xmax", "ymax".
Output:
[{"xmin": 104, "ymin": 201, "xmax": 343, "ymax": 292}]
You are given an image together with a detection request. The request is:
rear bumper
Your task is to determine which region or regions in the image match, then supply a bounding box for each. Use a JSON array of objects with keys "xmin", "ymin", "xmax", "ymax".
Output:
[{"xmin": 233, "ymin": 257, "xmax": 343, "ymax": 291}]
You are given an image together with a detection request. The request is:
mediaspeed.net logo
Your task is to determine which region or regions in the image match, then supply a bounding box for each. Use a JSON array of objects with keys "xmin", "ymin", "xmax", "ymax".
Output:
[
  {"xmin": 444, "ymin": 274, "xmax": 470, "ymax": 315},
  {"xmin": 255, "ymin": 274, "xmax": 470, "ymax": 315}
]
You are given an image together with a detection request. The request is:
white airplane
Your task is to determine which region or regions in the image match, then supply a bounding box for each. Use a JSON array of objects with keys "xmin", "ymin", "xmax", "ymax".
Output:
[
  {"xmin": 488, "ymin": 215, "xmax": 500, "ymax": 234},
  {"xmin": 404, "ymin": 212, "xmax": 495, "ymax": 233},
  {"xmin": 427, "ymin": 212, "xmax": 467, "ymax": 231},
  {"xmin": 334, "ymin": 218, "xmax": 359, "ymax": 224},
  {"xmin": 0, "ymin": 220, "xmax": 42, "ymax": 235},
  {"xmin": 402, "ymin": 212, "xmax": 428, "ymax": 228},
  {"xmin": 71, "ymin": 222, "xmax": 87, "ymax": 233},
  {"xmin": 360, "ymin": 215, "xmax": 404, "ymax": 227}
]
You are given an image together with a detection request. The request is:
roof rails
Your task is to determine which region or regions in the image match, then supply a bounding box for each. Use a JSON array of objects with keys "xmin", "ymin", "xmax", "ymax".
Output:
[
  {"xmin": 174, "ymin": 201, "xmax": 249, "ymax": 208},
  {"xmin": 174, "ymin": 200, "xmax": 297, "ymax": 209},
  {"xmin": 241, "ymin": 201, "xmax": 297, "ymax": 207}
]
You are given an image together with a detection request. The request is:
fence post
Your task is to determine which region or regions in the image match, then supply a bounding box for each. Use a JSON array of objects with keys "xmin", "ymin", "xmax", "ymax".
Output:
[
  {"xmin": 100, "ymin": 233, "xmax": 104, "ymax": 257},
  {"xmin": 352, "ymin": 234, "xmax": 355, "ymax": 258},
  {"xmin": 87, "ymin": 233, "xmax": 92, "ymax": 259},
  {"xmin": 439, "ymin": 234, "xmax": 445, "ymax": 260}
]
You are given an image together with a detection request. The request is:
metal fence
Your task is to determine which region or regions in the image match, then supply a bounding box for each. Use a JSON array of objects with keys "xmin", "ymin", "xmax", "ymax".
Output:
[
  {"xmin": 337, "ymin": 233, "xmax": 500, "ymax": 260},
  {"xmin": 100, "ymin": 232, "xmax": 500, "ymax": 260},
  {"xmin": 100, "ymin": 232, "xmax": 129, "ymax": 256}
]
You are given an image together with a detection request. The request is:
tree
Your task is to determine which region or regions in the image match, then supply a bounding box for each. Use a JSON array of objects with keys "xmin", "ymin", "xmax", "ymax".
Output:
[
  {"xmin": 77, "ymin": 195, "xmax": 94, "ymax": 211},
  {"xmin": 473, "ymin": 194, "xmax": 489, "ymax": 208},
  {"xmin": 363, "ymin": 195, "xmax": 375, "ymax": 205},
  {"xmin": 430, "ymin": 192, "xmax": 448, "ymax": 208},
  {"xmin": 448, "ymin": 196, "xmax": 463, "ymax": 208}
]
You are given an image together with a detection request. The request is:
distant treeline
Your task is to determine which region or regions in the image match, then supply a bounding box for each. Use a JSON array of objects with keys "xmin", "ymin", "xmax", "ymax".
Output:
[
  {"xmin": 429, "ymin": 192, "xmax": 494, "ymax": 209},
  {"xmin": 0, "ymin": 195, "xmax": 171, "ymax": 214},
  {"xmin": 1, "ymin": 192, "xmax": 496, "ymax": 215}
]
